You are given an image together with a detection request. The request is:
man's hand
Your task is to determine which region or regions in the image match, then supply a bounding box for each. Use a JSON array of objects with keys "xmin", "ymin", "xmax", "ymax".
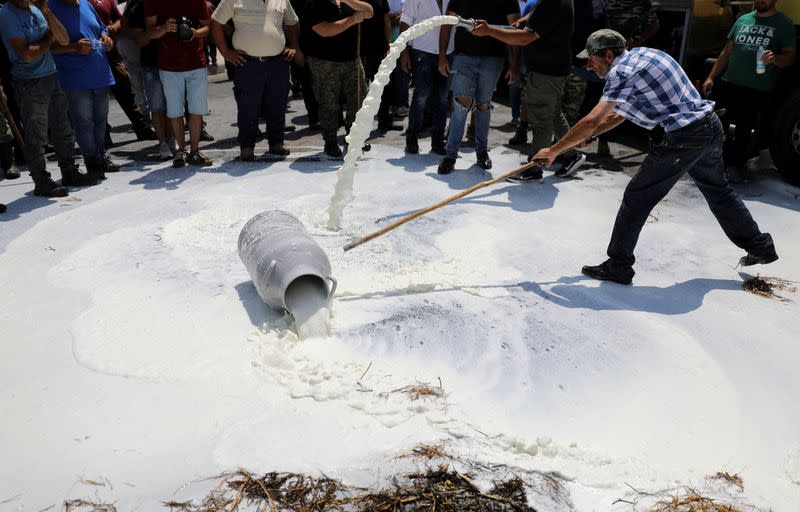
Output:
[
  {"xmin": 702, "ymin": 77, "xmax": 713, "ymax": 97},
  {"xmin": 388, "ymin": 12, "xmax": 401, "ymax": 25},
  {"xmin": 472, "ymin": 20, "xmax": 490, "ymax": 37},
  {"xmin": 762, "ymin": 49, "xmax": 776, "ymax": 65},
  {"xmin": 221, "ymin": 47, "xmax": 246, "ymax": 67},
  {"xmin": 400, "ymin": 48, "xmax": 411, "ymax": 73},
  {"xmin": 294, "ymin": 49, "xmax": 305, "ymax": 67},
  {"xmin": 351, "ymin": 11, "xmax": 367, "ymax": 24},
  {"xmin": 100, "ymin": 34, "xmax": 113, "ymax": 51},
  {"xmin": 505, "ymin": 66, "xmax": 519, "ymax": 85},
  {"xmin": 74, "ymin": 38, "xmax": 93, "ymax": 55},
  {"xmin": 438, "ymin": 55, "xmax": 450, "ymax": 77},
  {"xmin": 160, "ymin": 18, "xmax": 178, "ymax": 35},
  {"xmin": 284, "ymin": 47, "xmax": 297, "ymax": 62},
  {"xmin": 530, "ymin": 147, "xmax": 558, "ymax": 167}
]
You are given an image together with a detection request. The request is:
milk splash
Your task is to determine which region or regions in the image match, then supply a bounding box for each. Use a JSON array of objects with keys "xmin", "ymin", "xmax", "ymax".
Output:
[
  {"xmin": 285, "ymin": 276, "xmax": 332, "ymax": 340},
  {"xmin": 326, "ymin": 15, "xmax": 462, "ymax": 230}
]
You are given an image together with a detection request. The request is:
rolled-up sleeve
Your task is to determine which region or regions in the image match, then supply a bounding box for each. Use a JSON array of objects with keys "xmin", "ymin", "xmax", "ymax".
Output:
[{"xmin": 210, "ymin": 0, "xmax": 234, "ymax": 24}]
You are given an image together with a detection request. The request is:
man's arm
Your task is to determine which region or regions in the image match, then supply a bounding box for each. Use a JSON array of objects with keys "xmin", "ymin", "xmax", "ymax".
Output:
[
  {"xmin": 145, "ymin": 14, "xmax": 177, "ymax": 39},
  {"xmin": 438, "ymin": 23, "xmax": 453, "ymax": 76},
  {"xmin": 531, "ymin": 101, "xmax": 620, "ymax": 165},
  {"xmin": 763, "ymin": 46, "xmax": 796, "ymax": 68},
  {"xmin": 31, "ymin": 0, "xmax": 69, "ymax": 45},
  {"xmin": 50, "ymin": 36, "xmax": 93, "ymax": 55},
  {"xmin": 341, "ymin": 0, "xmax": 374, "ymax": 18},
  {"xmin": 312, "ymin": 11, "xmax": 367, "ymax": 38},
  {"xmin": 702, "ymin": 41, "xmax": 732, "ymax": 96},
  {"xmin": 6, "ymin": 34, "xmax": 54, "ymax": 62},
  {"xmin": 192, "ymin": 18, "xmax": 210, "ymax": 40},
  {"xmin": 506, "ymin": 12, "xmax": 521, "ymax": 84},
  {"xmin": 472, "ymin": 21, "xmax": 537, "ymax": 46}
]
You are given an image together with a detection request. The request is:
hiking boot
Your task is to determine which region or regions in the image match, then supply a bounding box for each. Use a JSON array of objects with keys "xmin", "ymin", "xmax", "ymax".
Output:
[
  {"xmin": 85, "ymin": 160, "xmax": 106, "ymax": 181},
  {"xmin": 509, "ymin": 124, "xmax": 528, "ymax": 145},
  {"xmin": 324, "ymin": 141, "xmax": 343, "ymax": 158},
  {"xmin": 61, "ymin": 164, "xmax": 99, "ymax": 187},
  {"xmin": 405, "ymin": 134, "xmax": 419, "ymax": 154},
  {"xmin": 104, "ymin": 155, "xmax": 121, "ymax": 173},
  {"xmin": 188, "ymin": 151, "xmax": 213, "ymax": 166},
  {"xmin": 173, "ymin": 150, "xmax": 189, "ymax": 168},
  {"xmin": 34, "ymin": 177, "xmax": 68, "ymax": 197},
  {"xmin": 431, "ymin": 136, "xmax": 446, "ymax": 155},
  {"xmin": 438, "ymin": 157, "xmax": 455, "ymax": 175},
  {"xmin": 507, "ymin": 166, "xmax": 543, "ymax": 183},
  {"xmin": 200, "ymin": 129, "xmax": 214, "ymax": 142},
  {"xmin": 477, "ymin": 150, "xmax": 492, "ymax": 170},
  {"xmin": 739, "ymin": 250, "xmax": 779, "ymax": 267},
  {"xmin": 240, "ymin": 146, "xmax": 255, "ymax": 162},
  {"xmin": 268, "ymin": 144, "xmax": 290, "ymax": 157},
  {"xmin": 554, "ymin": 152, "xmax": 587, "ymax": 177},
  {"xmin": 581, "ymin": 260, "xmax": 634, "ymax": 285}
]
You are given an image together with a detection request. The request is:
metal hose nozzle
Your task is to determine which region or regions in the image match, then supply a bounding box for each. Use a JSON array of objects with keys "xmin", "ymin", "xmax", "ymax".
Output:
[{"xmin": 455, "ymin": 17, "xmax": 477, "ymax": 31}]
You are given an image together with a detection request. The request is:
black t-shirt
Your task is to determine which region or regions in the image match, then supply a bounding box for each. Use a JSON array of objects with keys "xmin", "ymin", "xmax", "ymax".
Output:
[
  {"xmin": 304, "ymin": 0, "xmax": 359, "ymax": 62},
  {"xmin": 525, "ymin": 0, "xmax": 574, "ymax": 76},
  {"xmin": 361, "ymin": 0, "xmax": 389, "ymax": 57},
  {"xmin": 447, "ymin": 0, "xmax": 519, "ymax": 57},
  {"xmin": 126, "ymin": 0, "xmax": 158, "ymax": 68}
]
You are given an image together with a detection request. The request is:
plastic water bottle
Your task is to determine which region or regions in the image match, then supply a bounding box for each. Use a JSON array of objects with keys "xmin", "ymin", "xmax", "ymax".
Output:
[{"xmin": 756, "ymin": 46, "xmax": 766, "ymax": 75}]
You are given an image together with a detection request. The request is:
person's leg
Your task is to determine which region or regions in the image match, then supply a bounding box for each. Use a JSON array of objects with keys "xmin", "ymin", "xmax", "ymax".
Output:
[
  {"xmin": 444, "ymin": 54, "xmax": 477, "ymax": 160},
  {"xmin": 525, "ymin": 71, "xmax": 569, "ymax": 159},
  {"xmin": 472, "ymin": 56, "xmax": 504, "ymax": 155},
  {"xmin": 13, "ymin": 77, "xmax": 50, "ymax": 182},
  {"xmin": 561, "ymin": 74, "xmax": 587, "ymax": 127},
  {"xmin": 65, "ymin": 89, "xmax": 100, "ymax": 166},
  {"xmin": 186, "ymin": 67, "xmax": 209, "ymax": 154},
  {"xmin": 263, "ymin": 55, "xmax": 290, "ymax": 150},
  {"xmin": 142, "ymin": 67, "xmax": 168, "ymax": 144},
  {"xmin": 605, "ymin": 144, "xmax": 692, "ymax": 271},
  {"xmin": 407, "ymin": 49, "xmax": 435, "ymax": 143},
  {"xmin": 233, "ymin": 59, "xmax": 267, "ymax": 153},
  {"xmin": 430, "ymin": 54, "xmax": 451, "ymax": 150},
  {"xmin": 94, "ymin": 87, "xmax": 112, "ymax": 171},
  {"xmin": 687, "ymin": 118, "xmax": 775, "ymax": 258},
  {"xmin": 108, "ymin": 55, "xmax": 153, "ymax": 137},
  {"xmin": 0, "ymin": 109, "xmax": 19, "ymax": 179},
  {"xmin": 161, "ymin": 69, "xmax": 188, "ymax": 156},
  {"xmin": 47, "ymin": 76, "xmax": 80, "ymax": 172},
  {"xmin": 342, "ymin": 58, "xmax": 367, "ymax": 134},
  {"xmin": 308, "ymin": 57, "xmax": 340, "ymax": 146}
]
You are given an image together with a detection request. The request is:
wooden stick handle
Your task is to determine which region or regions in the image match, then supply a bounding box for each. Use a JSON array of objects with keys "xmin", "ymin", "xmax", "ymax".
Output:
[{"xmin": 343, "ymin": 158, "xmax": 543, "ymax": 251}]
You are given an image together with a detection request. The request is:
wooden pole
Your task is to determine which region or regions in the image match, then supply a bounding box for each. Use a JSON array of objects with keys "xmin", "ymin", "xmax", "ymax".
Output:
[{"xmin": 343, "ymin": 158, "xmax": 544, "ymax": 251}]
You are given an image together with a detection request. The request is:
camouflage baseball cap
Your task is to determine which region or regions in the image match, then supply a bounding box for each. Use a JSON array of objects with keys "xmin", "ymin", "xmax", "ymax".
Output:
[{"xmin": 576, "ymin": 29, "xmax": 627, "ymax": 59}]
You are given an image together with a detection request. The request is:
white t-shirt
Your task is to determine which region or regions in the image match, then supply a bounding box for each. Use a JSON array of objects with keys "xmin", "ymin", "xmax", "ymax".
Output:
[
  {"xmin": 388, "ymin": 0, "xmax": 404, "ymax": 13},
  {"xmin": 400, "ymin": 0, "xmax": 454, "ymax": 55},
  {"xmin": 212, "ymin": 0, "xmax": 299, "ymax": 58}
]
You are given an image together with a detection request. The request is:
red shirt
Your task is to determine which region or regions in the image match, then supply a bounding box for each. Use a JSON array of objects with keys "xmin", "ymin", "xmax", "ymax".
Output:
[
  {"xmin": 87, "ymin": 0, "xmax": 120, "ymax": 27},
  {"xmin": 143, "ymin": 0, "xmax": 208, "ymax": 72}
]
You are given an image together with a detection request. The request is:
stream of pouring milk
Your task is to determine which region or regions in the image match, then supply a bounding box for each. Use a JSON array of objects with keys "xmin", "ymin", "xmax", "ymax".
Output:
[
  {"xmin": 285, "ymin": 277, "xmax": 332, "ymax": 340},
  {"xmin": 326, "ymin": 15, "xmax": 461, "ymax": 230}
]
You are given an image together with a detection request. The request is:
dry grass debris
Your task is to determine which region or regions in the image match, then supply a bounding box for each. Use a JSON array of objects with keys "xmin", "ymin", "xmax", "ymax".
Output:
[
  {"xmin": 393, "ymin": 442, "xmax": 454, "ymax": 462},
  {"xmin": 742, "ymin": 275, "xmax": 796, "ymax": 302},
  {"xmin": 64, "ymin": 498, "xmax": 117, "ymax": 512}
]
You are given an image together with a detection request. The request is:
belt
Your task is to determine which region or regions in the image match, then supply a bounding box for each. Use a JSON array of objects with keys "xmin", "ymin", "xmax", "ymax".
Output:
[
  {"xmin": 669, "ymin": 111, "xmax": 718, "ymax": 134},
  {"xmin": 243, "ymin": 54, "xmax": 279, "ymax": 62}
]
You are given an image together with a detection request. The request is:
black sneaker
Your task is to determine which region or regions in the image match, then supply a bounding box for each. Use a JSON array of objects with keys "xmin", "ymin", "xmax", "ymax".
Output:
[
  {"xmin": 268, "ymin": 144, "xmax": 290, "ymax": 157},
  {"xmin": 509, "ymin": 125, "xmax": 528, "ymax": 145},
  {"xmin": 173, "ymin": 150, "xmax": 189, "ymax": 168},
  {"xmin": 61, "ymin": 166, "xmax": 99, "ymax": 187},
  {"xmin": 188, "ymin": 151, "xmax": 213, "ymax": 166},
  {"xmin": 477, "ymin": 151, "xmax": 492, "ymax": 170},
  {"xmin": 104, "ymin": 155, "xmax": 121, "ymax": 173},
  {"xmin": 438, "ymin": 157, "xmax": 455, "ymax": 175},
  {"xmin": 431, "ymin": 137, "xmax": 446, "ymax": 155},
  {"xmin": 405, "ymin": 134, "xmax": 419, "ymax": 154},
  {"xmin": 200, "ymin": 129, "xmax": 215, "ymax": 142},
  {"xmin": 739, "ymin": 251, "xmax": 779, "ymax": 266},
  {"xmin": 34, "ymin": 177, "xmax": 69, "ymax": 197},
  {"xmin": 581, "ymin": 260, "xmax": 634, "ymax": 285},
  {"xmin": 240, "ymin": 147, "xmax": 255, "ymax": 162},
  {"xmin": 324, "ymin": 141, "xmax": 343, "ymax": 158},
  {"xmin": 507, "ymin": 166, "xmax": 543, "ymax": 183},
  {"xmin": 554, "ymin": 152, "xmax": 587, "ymax": 178}
]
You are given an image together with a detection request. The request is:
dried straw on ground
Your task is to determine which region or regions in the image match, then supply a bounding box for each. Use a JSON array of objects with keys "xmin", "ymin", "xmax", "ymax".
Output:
[{"xmin": 742, "ymin": 275, "xmax": 796, "ymax": 302}]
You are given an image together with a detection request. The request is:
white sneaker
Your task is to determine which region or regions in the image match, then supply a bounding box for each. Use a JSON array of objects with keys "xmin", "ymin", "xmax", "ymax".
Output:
[
  {"xmin": 168, "ymin": 138, "xmax": 180, "ymax": 156},
  {"xmin": 554, "ymin": 152, "xmax": 587, "ymax": 177},
  {"xmin": 158, "ymin": 142, "xmax": 172, "ymax": 160}
]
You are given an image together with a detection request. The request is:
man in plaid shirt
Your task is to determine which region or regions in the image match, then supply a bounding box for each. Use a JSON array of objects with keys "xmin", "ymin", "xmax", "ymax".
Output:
[{"xmin": 531, "ymin": 29, "xmax": 778, "ymax": 285}]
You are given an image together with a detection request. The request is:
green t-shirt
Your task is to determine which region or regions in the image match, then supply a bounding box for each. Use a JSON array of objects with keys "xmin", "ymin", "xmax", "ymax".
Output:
[{"xmin": 722, "ymin": 11, "xmax": 796, "ymax": 91}]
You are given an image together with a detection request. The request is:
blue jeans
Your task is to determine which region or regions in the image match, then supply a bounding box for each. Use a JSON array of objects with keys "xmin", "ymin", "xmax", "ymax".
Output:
[
  {"xmin": 232, "ymin": 55, "xmax": 289, "ymax": 148},
  {"xmin": 606, "ymin": 115, "xmax": 775, "ymax": 272},
  {"xmin": 141, "ymin": 66, "xmax": 167, "ymax": 113},
  {"xmin": 65, "ymin": 87, "xmax": 109, "ymax": 165},
  {"xmin": 408, "ymin": 49, "xmax": 450, "ymax": 141},
  {"xmin": 445, "ymin": 53, "xmax": 504, "ymax": 159}
]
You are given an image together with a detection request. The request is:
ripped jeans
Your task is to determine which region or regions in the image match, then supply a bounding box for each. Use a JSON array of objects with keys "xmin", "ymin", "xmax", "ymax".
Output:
[{"xmin": 445, "ymin": 53, "xmax": 504, "ymax": 159}]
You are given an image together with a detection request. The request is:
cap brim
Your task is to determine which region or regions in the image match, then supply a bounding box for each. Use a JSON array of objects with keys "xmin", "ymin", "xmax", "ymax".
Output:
[{"xmin": 576, "ymin": 49, "xmax": 589, "ymax": 59}]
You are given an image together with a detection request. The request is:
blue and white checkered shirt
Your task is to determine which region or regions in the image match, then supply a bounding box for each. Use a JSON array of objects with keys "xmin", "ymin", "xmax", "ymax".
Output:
[{"xmin": 601, "ymin": 48, "xmax": 715, "ymax": 133}]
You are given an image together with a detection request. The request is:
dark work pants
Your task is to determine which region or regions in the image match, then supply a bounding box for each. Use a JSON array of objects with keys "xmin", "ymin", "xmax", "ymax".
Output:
[
  {"xmin": 362, "ymin": 52, "xmax": 392, "ymax": 125},
  {"xmin": 292, "ymin": 61, "xmax": 318, "ymax": 125},
  {"xmin": 13, "ymin": 74, "xmax": 75, "ymax": 181},
  {"xmin": 108, "ymin": 55, "xmax": 150, "ymax": 135},
  {"xmin": 233, "ymin": 55, "xmax": 289, "ymax": 149},
  {"xmin": 715, "ymin": 80, "xmax": 769, "ymax": 168},
  {"xmin": 407, "ymin": 49, "xmax": 449, "ymax": 141},
  {"xmin": 606, "ymin": 115, "xmax": 775, "ymax": 271}
]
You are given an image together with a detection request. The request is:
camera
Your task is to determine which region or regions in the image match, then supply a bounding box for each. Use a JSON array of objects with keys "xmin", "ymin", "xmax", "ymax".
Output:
[{"xmin": 176, "ymin": 16, "xmax": 194, "ymax": 42}]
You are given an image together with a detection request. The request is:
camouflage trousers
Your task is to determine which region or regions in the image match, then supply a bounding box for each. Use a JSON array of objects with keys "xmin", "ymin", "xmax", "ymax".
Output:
[
  {"xmin": 0, "ymin": 108, "xmax": 12, "ymax": 144},
  {"xmin": 561, "ymin": 74, "xmax": 587, "ymax": 127},
  {"xmin": 307, "ymin": 56, "xmax": 367, "ymax": 142}
]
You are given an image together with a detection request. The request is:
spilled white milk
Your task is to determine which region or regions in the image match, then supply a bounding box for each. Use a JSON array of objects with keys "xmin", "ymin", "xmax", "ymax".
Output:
[
  {"xmin": 285, "ymin": 277, "xmax": 332, "ymax": 340},
  {"xmin": 326, "ymin": 15, "xmax": 462, "ymax": 230}
]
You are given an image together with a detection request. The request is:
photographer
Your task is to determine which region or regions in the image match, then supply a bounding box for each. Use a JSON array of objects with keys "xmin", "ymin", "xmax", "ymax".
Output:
[{"xmin": 144, "ymin": 0, "xmax": 212, "ymax": 168}]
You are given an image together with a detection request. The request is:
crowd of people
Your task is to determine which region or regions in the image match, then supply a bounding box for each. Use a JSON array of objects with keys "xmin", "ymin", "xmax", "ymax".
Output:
[{"xmin": 0, "ymin": 0, "xmax": 795, "ymax": 248}]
